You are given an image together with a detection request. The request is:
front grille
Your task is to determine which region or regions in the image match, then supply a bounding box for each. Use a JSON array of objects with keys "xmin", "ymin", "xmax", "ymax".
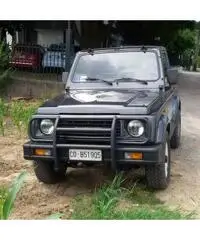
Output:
[
  {"xmin": 58, "ymin": 119, "xmax": 113, "ymax": 128},
  {"xmin": 56, "ymin": 118, "xmax": 121, "ymax": 145}
]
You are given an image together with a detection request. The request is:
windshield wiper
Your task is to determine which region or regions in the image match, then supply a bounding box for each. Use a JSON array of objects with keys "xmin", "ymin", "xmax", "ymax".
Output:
[
  {"xmin": 113, "ymin": 77, "xmax": 148, "ymax": 85},
  {"xmin": 85, "ymin": 77, "xmax": 113, "ymax": 86}
]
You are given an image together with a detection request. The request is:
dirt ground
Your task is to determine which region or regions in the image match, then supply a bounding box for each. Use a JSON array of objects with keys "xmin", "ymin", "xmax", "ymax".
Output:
[{"xmin": 1, "ymin": 70, "xmax": 200, "ymax": 219}]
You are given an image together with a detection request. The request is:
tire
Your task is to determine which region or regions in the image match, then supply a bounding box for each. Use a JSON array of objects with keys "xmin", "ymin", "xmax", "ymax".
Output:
[
  {"xmin": 145, "ymin": 132, "xmax": 171, "ymax": 190},
  {"xmin": 170, "ymin": 112, "xmax": 181, "ymax": 149},
  {"xmin": 33, "ymin": 161, "xmax": 67, "ymax": 184}
]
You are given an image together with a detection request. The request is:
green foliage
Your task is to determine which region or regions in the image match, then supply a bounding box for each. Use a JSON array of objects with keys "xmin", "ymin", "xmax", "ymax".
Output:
[
  {"xmin": 0, "ymin": 41, "xmax": 12, "ymax": 91},
  {"xmin": 9, "ymin": 101, "xmax": 38, "ymax": 132},
  {"xmin": 197, "ymin": 56, "xmax": 200, "ymax": 67},
  {"xmin": 0, "ymin": 171, "xmax": 63, "ymax": 220},
  {"xmin": 0, "ymin": 98, "xmax": 42, "ymax": 136},
  {"xmin": 0, "ymin": 188, "xmax": 7, "ymax": 218},
  {"xmin": 91, "ymin": 173, "xmax": 125, "ymax": 218},
  {"xmin": 0, "ymin": 98, "xmax": 8, "ymax": 135},
  {"xmin": 108, "ymin": 206, "xmax": 190, "ymax": 220},
  {"xmin": 175, "ymin": 29, "xmax": 195, "ymax": 53},
  {"xmin": 0, "ymin": 171, "xmax": 27, "ymax": 220},
  {"xmin": 71, "ymin": 174, "xmax": 194, "ymax": 220},
  {"xmin": 0, "ymin": 42, "xmax": 10, "ymax": 69},
  {"xmin": 166, "ymin": 28, "xmax": 196, "ymax": 66}
]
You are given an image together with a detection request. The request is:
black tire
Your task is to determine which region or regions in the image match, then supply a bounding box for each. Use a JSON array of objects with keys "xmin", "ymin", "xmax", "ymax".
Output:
[
  {"xmin": 170, "ymin": 112, "xmax": 181, "ymax": 149},
  {"xmin": 145, "ymin": 132, "xmax": 171, "ymax": 190},
  {"xmin": 33, "ymin": 161, "xmax": 67, "ymax": 184}
]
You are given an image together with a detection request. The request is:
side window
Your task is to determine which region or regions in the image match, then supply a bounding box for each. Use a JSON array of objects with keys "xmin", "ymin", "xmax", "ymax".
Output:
[{"xmin": 161, "ymin": 51, "xmax": 170, "ymax": 87}]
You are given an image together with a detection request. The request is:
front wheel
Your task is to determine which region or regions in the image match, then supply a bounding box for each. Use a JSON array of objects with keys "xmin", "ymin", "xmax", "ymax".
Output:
[
  {"xmin": 145, "ymin": 133, "xmax": 171, "ymax": 189},
  {"xmin": 33, "ymin": 161, "xmax": 67, "ymax": 184}
]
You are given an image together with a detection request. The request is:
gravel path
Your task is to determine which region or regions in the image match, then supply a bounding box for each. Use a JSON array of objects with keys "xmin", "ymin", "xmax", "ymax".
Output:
[
  {"xmin": 157, "ymin": 71, "xmax": 200, "ymax": 216},
  {"xmin": 0, "ymin": 70, "xmax": 200, "ymax": 219}
]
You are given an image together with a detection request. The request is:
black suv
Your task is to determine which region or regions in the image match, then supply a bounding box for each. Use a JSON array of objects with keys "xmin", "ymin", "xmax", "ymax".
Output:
[{"xmin": 23, "ymin": 46, "xmax": 181, "ymax": 189}]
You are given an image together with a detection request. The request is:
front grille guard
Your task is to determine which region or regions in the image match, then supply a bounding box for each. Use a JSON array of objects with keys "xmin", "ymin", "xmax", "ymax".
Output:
[
  {"xmin": 29, "ymin": 114, "xmax": 151, "ymax": 172},
  {"xmin": 52, "ymin": 115, "xmax": 118, "ymax": 172}
]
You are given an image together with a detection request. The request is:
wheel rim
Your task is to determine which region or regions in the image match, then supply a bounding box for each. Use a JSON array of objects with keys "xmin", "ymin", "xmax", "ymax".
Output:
[{"xmin": 164, "ymin": 142, "xmax": 169, "ymax": 178}]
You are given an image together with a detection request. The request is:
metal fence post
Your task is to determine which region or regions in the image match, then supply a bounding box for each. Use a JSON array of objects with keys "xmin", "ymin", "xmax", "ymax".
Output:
[{"xmin": 65, "ymin": 21, "xmax": 71, "ymax": 72}]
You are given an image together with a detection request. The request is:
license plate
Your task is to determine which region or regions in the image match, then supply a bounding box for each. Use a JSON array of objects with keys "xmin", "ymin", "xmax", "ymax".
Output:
[{"xmin": 69, "ymin": 149, "xmax": 102, "ymax": 161}]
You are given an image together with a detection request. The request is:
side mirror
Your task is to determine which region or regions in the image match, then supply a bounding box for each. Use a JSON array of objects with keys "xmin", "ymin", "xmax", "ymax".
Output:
[
  {"xmin": 62, "ymin": 72, "xmax": 68, "ymax": 83},
  {"xmin": 166, "ymin": 67, "xmax": 179, "ymax": 85}
]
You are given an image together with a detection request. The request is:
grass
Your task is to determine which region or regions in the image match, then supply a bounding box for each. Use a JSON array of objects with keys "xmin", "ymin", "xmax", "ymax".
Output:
[
  {"xmin": 0, "ymin": 98, "xmax": 8, "ymax": 135},
  {"xmin": 0, "ymin": 98, "xmax": 43, "ymax": 136},
  {"xmin": 0, "ymin": 172, "xmax": 193, "ymax": 220},
  {"xmin": 71, "ymin": 173, "xmax": 194, "ymax": 220},
  {"xmin": 9, "ymin": 100, "xmax": 42, "ymax": 133},
  {"xmin": 0, "ymin": 172, "xmax": 27, "ymax": 219},
  {"xmin": 0, "ymin": 172, "xmax": 63, "ymax": 220}
]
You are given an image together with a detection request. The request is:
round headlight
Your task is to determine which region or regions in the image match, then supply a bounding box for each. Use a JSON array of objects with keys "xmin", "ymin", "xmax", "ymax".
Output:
[
  {"xmin": 40, "ymin": 119, "xmax": 54, "ymax": 135},
  {"xmin": 127, "ymin": 120, "xmax": 144, "ymax": 137}
]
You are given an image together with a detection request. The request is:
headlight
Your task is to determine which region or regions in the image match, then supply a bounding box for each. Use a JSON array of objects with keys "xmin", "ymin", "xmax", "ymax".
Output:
[
  {"xmin": 127, "ymin": 120, "xmax": 144, "ymax": 137},
  {"xmin": 40, "ymin": 119, "xmax": 54, "ymax": 135}
]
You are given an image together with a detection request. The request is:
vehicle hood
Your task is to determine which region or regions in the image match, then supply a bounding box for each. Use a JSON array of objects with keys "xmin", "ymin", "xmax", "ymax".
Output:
[{"xmin": 38, "ymin": 89, "xmax": 162, "ymax": 115}]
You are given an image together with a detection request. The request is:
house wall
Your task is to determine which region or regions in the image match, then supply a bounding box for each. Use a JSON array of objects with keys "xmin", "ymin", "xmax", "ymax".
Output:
[
  {"xmin": 36, "ymin": 29, "xmax": 64, "ymax": 46},
  {"xmin": 16, "ymin": 30, "xmax": 25, "ymax": 43}
]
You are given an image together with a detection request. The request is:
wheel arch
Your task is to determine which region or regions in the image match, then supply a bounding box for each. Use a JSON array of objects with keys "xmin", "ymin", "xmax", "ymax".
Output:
[{"xmin": 156, "ymin": 115, "xmax": 169, "ymax": 144}]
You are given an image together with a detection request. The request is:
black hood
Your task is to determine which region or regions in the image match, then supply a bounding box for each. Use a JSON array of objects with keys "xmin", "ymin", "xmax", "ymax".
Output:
[
  {"xmin": 39, "ymin": 89, "xmax": 162, "ymax": 115},
  {"xmin": 42, "ymin": 89, "xmax": 160, "ymax": 107}
]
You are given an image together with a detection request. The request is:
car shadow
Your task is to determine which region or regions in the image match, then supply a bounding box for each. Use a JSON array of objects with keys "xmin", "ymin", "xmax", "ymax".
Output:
[{"xmin": 41, "ymin": 166, "xmax": 146, "ymax": 197}]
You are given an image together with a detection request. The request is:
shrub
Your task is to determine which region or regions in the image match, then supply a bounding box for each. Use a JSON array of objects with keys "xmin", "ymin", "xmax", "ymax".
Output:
[{"xmin": 0, "ymin": 41, "xmax": 12, "ymax": 91}]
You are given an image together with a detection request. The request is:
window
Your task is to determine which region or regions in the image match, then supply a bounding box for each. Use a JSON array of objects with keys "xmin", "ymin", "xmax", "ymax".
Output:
[{"xmin": 72, "ymin": 51, "xmax": 159, "ymax": 83}]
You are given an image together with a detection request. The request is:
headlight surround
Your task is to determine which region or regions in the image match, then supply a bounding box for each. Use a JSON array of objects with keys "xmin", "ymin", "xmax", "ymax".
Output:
[
  {"xmin": 40, "ymin": 119, "xmax": 55, "ymax": 135},
  {"xmin": 127, "ymin": 120, "xmax": 144, "ymax": 137}
]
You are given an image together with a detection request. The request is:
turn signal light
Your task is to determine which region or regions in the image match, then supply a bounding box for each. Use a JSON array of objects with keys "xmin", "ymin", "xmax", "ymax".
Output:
[
  {"xmin": 35, "ymin": 148, "xmax": 51, "ymax": 156},
  {"xmin": 125, "ymin": 152, "xmax": 143, "ymax": 160}
]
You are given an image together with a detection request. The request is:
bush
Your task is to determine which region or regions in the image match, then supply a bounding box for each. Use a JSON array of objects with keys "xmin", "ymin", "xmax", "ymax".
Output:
[{"xmin": 0, "ymin": 41, "xmax": 12, "ymax": 91}]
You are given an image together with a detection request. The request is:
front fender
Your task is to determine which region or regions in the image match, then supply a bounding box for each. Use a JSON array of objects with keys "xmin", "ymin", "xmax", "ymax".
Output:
[{"xmin": 155, "ymin": 115, "xmax": 168, "ymax": 144}]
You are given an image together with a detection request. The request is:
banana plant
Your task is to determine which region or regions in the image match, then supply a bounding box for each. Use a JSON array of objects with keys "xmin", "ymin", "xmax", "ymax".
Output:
[{"xmin": 0, "ymin": 171, "xmax": 27, "ymax": 220}]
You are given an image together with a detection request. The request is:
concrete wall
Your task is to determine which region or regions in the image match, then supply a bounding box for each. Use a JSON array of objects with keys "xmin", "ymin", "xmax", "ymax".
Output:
[{"xmin": 5, "ymin": 78, "xmax": 65, "ymax": 99}]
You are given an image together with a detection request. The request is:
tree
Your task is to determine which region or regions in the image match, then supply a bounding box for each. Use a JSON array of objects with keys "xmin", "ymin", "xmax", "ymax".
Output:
[
  {"xmin": 192, "ymin": 22, "xmax": 200, "ymax": 71},
  {"xmin": 167, "ymin": 28, "xmax": 196, "ymax": 66},
  {"xmin": 0, "ymin": 41, "xmax": 12, "ymax": 91}
]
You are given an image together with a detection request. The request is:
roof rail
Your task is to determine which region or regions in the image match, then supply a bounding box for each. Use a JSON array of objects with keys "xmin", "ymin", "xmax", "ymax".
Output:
[{"xmin": 80, "ymin": 45, "xmax": 166, "ymax": 52}]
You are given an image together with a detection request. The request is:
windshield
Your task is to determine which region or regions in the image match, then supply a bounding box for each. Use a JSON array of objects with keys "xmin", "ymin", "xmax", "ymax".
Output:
[{"xmin": 72, "ymin": 51, "xmax": 159, "ymax": 83}]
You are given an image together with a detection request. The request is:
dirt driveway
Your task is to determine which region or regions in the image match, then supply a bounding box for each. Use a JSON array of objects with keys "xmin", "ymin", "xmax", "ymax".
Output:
[
  {"xmin": 157, "ymin": 71, "xmax": 200, "ymax": 216},
  {"xmin": 0, "ymin": 70, "xmax": 200, "ymax": 219}
]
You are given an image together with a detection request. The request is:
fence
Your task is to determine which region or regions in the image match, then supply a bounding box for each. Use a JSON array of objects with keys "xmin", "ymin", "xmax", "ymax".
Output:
[{"xmin": 8, "ymin": 43, "xmax": 77, "ymax": 82}]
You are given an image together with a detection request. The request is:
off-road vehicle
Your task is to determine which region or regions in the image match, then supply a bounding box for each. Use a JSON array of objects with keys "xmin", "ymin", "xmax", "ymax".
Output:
[{"xmin": 23, "ymin": 46, "xmax": 181, "ymax": 189}]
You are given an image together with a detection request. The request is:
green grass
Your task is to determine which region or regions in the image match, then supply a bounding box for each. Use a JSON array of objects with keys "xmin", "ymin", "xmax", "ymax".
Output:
[
  {"xmin": 0, "ymin": 172, "xmax": 63, "ymax": 220},
  {"xmin": 71, "ymin": 173, "xmax": 194, "ymax": 220},
  {"xmin": 0, "ymin": 98, "xmax": 8, "ymax": 135},
  {"xmin": 0, "ymin": 98, "xmax": 43, "ymax": 136},
  {"xmin": 9, "ymin": 100, "xmax": 41, "ymax": 133}
]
